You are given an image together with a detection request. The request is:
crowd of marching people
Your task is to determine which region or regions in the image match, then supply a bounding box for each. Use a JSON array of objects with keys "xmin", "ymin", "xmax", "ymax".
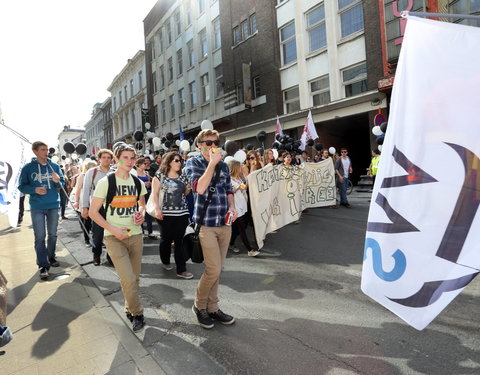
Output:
[{"xmin": 10, "ymin": 130, "xmax": 374, "ymax": 336}]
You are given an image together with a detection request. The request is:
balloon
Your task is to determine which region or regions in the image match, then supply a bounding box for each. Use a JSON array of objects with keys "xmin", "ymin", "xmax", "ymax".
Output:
[
  {"xmin": 272, "ymin": 149, "xmax": 279, "ymax": 160},
  {"xmin": 134, "ymin": 130, "xmax": 144, "ymax": 141},
  {"xmin": 61, "ymin": 155, "xmax": 66, "ymax": 160},
  {"xmin": 307, "ymin": 139, "xmax": 314, "ymax": 147},
  {"xmin": 372, "ymin": 126, "xmax": 383, "ymax": 136},
  {"xmin": 256, "ymin": 130, "xmax": 266, "ymax": 143},
  {"xmin": 245, "ymin": 144, "xmax": 253, "ymax": 151},
  {"xmin": 175, "ymin": 140, "xmax": 181, "ymax": 146},
  {"xmin": 380, "ymin": 122, "xmax": 388, "ymax": 133},
  {"xmin": 278, "ymin": 144, "xmax": 285, "ymax": 151},
  {"xmin": 224, "ymin": 140, "xmax": 239, "ymax": 156},
  {"xmin": 84, "ymin": 158, "xmax": 92, "ymax": 163},
  {"xmin": 65, "ymin": 157, "xmax": 71, "ymax": 164},
  {"xmin": 145, "ymin": 122, "xmax": 151, "ymax": 130},
  {"xmin": 75, "ymin": 143, "xmax": 87, "ymax": 155},
  {"xmin": 146, "ymin": 131, "xmax": 155, "ymax": 139},
  {"xmin": 166, "ymin": 132, "xmax": 174, "ymax": 141},
  {"xmin": 280, "ymin": 136, "xmax": 287, "ymax": 144},
  {"xmin": 164, "ymin": 140, "xmax": 172, "ymax": 148},
  {"xmin": 378, "ymin": 145, "xmax": 383, "ymax": 152},
  {"xmin": 285, "ymin": 144, "xmax": 292, "ymax": 151},
  {"xmin": 152, "ymin": 137, "xmax": 161, "ymax": 147},
  {"xmin": 224, "ymin": 156, "xmax": 235, "ymax": 164},
  {"xmin": 49, "ymin": 147, "xmax": 56, "ymax": 154},
  {"xmin": 144, "ymin": 150, "xmax": 150, "ymax": 155},
  {"xmin": 201, "ymin": 119, "xmax": 214, "ymax": 130},
  {"xmin": 314, "ymin": 143, "xmax": 323, "ymax": 151},
  {"xmin": 272, "ymin": 142, "xmax": 280, "ymax": 149},
  {"xmin": 188, "ymin": 138, "xmax": 194, "ymax": 145},
  {"xmin": 135, "ymin": 142, "xmax": 143, "ymax": 150},
  {"xmin": 257, "ymin": 147, "xmax": 264, "ymax": 156},
  {"xmin": 275, "ymin": 134, "xmax": 282, "ymax": 141},
  {"xmin": 63, "ymin": 142, "xmax": 75, "ymax": 154},
  {"xmin": 180, "ymin": 140, "xmax": 190, "ymax": 152},
  {"xmin": 328, "ymin": 147, "xmax": 336, "ymax": 154},
  {"xmin": 161, "ymin": 136, "xmax": 167, "ymax": 144},
  {"xmin": 51, "ymin": 155, "xmax": 59, "ymax": 163},
  {"xmin": 233, "ymin": 150, "xmax": 247, "ymax": 163},
  {"xmin": 376, "ymin": 136, "xmax": 384, "ymax": 145}
]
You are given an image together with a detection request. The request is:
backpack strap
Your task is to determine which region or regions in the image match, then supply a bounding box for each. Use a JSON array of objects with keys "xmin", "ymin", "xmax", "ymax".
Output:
[
  {"xmin": 90, "ymin": 166, "xmax": 99, "ymax": 192},
  {"xmin": 100, "ymin": 173, "xmax": 117, "ymax": 219},
  {"xmin": 132, "ymin": 175, "xmax": 142, "ymax": 206}
]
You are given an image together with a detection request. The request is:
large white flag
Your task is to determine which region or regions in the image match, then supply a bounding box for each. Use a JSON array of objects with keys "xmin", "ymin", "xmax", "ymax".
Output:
[
  {"xmin": 361, "ymin": 17, "xmax": 480, "ymax": 330},
  {"xmin": 275, "ymin": 116, "xmax": 284, "ymax": 138},
  {"xmin": 299, "ymin": 110, "xmax": 319, "ymax": 151},
  {"xmin": 0, "ymin": 125, "xmax": 27, "ymax": 227}
]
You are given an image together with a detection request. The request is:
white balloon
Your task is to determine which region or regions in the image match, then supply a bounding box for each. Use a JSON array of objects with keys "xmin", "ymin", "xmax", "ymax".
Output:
[
  {"xmin": 201, "ymin": 119, "xmax": 214, "ymax": 130},
  {"xmin": 272, "ymin": 149, "xmax": 279, "ymax": 160},
  {"xmin": 180, "ymin": 140, "xmax": 190, "ymax": 152},
  {"xmin": 224, "ymin": 156, "xmax": 235, "ymax": 164},
  {"xmin": 51, "ymin": 155, "xmax": 59, "ymax": 163},
  {"xmin": 145, "ymin": 122, "xmax": 151, "ymax": 130},
  {"xmin": 152, "ymin": 137, "xmax": 161, "ymax": 147},
  {"xmin": 234, "ymin": 150, "xmax": 247, "ymax": 163},
  {"xmin": 144, "ymin": 150, "xmax": 150, "ymax": 155},
  {"xmin": 378, "ymin": 145, "xmax": 383, "ymax": 152},
  {"xmin": 65, "ymin": 157, "xmax": 71, "ymax": 164},
  {"xmin": 84, "ymin": 158, "xmax": 92, "ymax": 163},
  {"xmin": 372, "ymin": 126, "xmax": 383, "ymax": 136},
  {"xmin": 175, "ymin": 140, "xmax": 181, "ymax": 146},
  {"xmin": 71, "ymin": 153, "xmax": 78, "ymax": 160},
  {"xmin": 328, "ymin": 147, "xmax": 336, "ymax": 155}
]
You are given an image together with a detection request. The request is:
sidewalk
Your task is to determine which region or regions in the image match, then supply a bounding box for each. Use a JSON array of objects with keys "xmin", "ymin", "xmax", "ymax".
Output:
[{"xmin": 0, "ymin": 212, "xmax": 165, "ymax": 375}]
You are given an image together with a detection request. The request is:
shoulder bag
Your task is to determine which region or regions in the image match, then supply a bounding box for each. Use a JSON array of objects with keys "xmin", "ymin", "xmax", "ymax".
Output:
[{"xmin": 146, "ymin": 173, "xmax": 165, "ymax": 217}]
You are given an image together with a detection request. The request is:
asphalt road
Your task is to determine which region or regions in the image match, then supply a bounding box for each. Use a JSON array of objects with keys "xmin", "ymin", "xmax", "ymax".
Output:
[{"xmin": 60, "ymin": 192, "xmax": 480, "ymax": 375}]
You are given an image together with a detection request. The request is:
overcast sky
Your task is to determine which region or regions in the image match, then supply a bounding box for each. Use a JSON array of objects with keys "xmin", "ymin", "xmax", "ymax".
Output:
[{"xmin": 0, "ymin": 0, "xmax": 158, "ymax": 151}]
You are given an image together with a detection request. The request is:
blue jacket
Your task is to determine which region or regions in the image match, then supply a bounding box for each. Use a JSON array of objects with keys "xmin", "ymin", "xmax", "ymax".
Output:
[{"xmin": 18, "ymin": 158, "xmax": 65, "ymax": 210}]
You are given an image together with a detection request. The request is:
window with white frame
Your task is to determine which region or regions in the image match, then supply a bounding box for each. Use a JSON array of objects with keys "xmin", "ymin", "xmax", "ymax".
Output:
[
  {"xmin": 342, "ymin": 62, "xmax": 367, "ymax": 97},
  {"xmin": 233, "ymin": 26, "xmax": 241, "ymax": 45},
  {"xmin": 168, "ymin": 57, "xmax": 173, "ymax": 81},
  {"xmin": 283, "ymin": 86, "xmax": 300, "ymax": 113},
  {"xmin": 177, "ymin": 49, "xmax": 183, "ymax": 76},
  {"xmin": 338, "ymin": 0, "xmax": 364, "ymax": 38},
  {"xmin": 250, "ymin": 13, "xmax": 257, "ymax": 34},
  {"xmin": 215, "ymin": 65, "xmax": 224, "ymax": 97},
  {"xmin": 201, "ymin": 73, "xmax": 209, "ymax": 103},
  {"xmin": 306, "ymin": 5, "xmax": 326, "ymax": 52},
  {"xmin": 161, "ymin": 100, "xmax": 166, "ymax": 123},
  {"xmin": 199, "ymin": 0, "xmax": 205, "ymax": 14},
  {"xmin": 160, "ymin": 65, "xmax": 165, "ymax": 89},
  {"xmin": 187, "ymin": 39, "xmax": 195, "ymax": 67},
  {"xmin": 252, "ymin": 76, "xmax": 261, "ymax": 99},
  {"xmin": 166, "ymin": 21, "xmax": 172, "ymax": 44},
  {"xmin": 119, "ymin": 90, "xmax": 123, "ymax": 105},
  {"xmin": 178, "ymin": 88, "xmax": 185, "ymax": 114},
  {"xmin": 130, "ymin": 79, "xmax": 134, "ymax": 97},
  {"xmin": 174, "ymin": 11, "xmax": 181, "ymax": 36},
  {"xmin": 189, "ymin": 81, "xmax": 197, "ymax": 107},
  {"xmin": 280, "ymin": 22, "xmax": 297, "ymax": 65},
  {"xmin": 199, "ymin": 28, "xmax": 208, "ymax": 58},
  {"xmin": 241, "ymin": 20, "xmax": 249, "ymax": 40},
  {"xmin": 185, "ymin": 1, "xmax": 192, "ymax": 26},
  {"xmin": 138, "ymin": 71, "xmax": 143, "ymax": 88},
  {"xmin": 310, "ymin": 75, "xmax": 330, "ymax": 106},
  {"xmin": 159, "ymin": 29, "xmax": 164, "ymax": 52},
  {"xmin": 213, "ymin": 18, "xmax": 221, "ymax": 49},
  {"xmin": 169, "ymin": 94, "xmax": 175, "ymax": 118}
]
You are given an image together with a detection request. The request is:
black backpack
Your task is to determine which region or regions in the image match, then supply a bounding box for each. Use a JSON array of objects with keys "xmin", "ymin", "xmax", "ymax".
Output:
[{"xmin": 100, "ymin": 173, "xmax": 142, "ymax": 219}]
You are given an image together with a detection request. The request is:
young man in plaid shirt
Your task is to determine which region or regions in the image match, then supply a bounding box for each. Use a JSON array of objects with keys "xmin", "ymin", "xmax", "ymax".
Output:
[{"xmin": 185, "ymin": 129, "xmax": 238, "ymax": 329}]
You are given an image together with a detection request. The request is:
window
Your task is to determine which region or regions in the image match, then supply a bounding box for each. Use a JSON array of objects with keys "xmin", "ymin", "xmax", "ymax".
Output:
[
  {"xmin": 306, "ymin": 5, "xmax": 326, "ymax": 52},
  {"xmin": 198, "ymin": 0, "xmax": 205, "ymax": 14},
  {"xmin": 213, "ymin": 18, "xmax": 221, "ymax": 49},
  {"xmin": 130, "ymin": 108, "xmax": 135, "ymax": 129},
  {"xmin": 166, "ymin": 21, "xmax": 172, "ymax": 44},
  {"xmin": 119, "ymin": 91, "xmax": 123, "ymax": 106},
  {"xmin": 339, "ymin": 0, "xmax": 364, "ymax": 38},
  {"xmin": 236, "ymin": 83, "xmax": 243, "ymax": 104},
  {"xmin": 159, "ymin": 29, "xmax": 164, "ymax": 52},
  {"xmin": 284, "ymin": 86, "xmax": 300, "ymax": 113},
  {"xmin": 151, "ymin": 42, "xmax": 156, "ymax": 60},
  {"xmin": 130, "ymin": 79, "xmax": 134, "ymax": 97},
  {"xmin": 113, "ymin": 97, "xmax": 117, "ymax": 111},
  {"xmin": 215, "ymin": 65, "xmax": 224, "ymax": 97},
  {"xmin": 185, "ymin": 1, "xmax": 192, "ymax": 26},
  {"xmin": 187, "ymin": 39, "xmax": 195, "ymax": 67},
  {"xmin": 168, "ymin": 57, "xmax": 173, "ymax": 81},
  {"xmin": 252, "ymin": 76, "xmax": 260, "ymax": 99},
  {"xmin": 161, "ymin": 100, "xmax": 166, "ymax": 123},
  {"xmin": 250, "ymin": 13, "xmax": 257, "ymax": 34},
  {"xmin": 241, "ymin": 20, "xmax": 249, "ymax": 40},
  {"xmin": 169, "ymin": 94, "xmax": 175, "ymax": 118},
  {"xmin": 199, "ymin": 28, "xmax": 208, "ymax": 58},
  {"xmin": 233, "ymin": 26, "xmax": 241, "ymax": 45},
  {"xmin": 310, "ymin": 76, "xmax": 330, "ymax": 106},
  {"xmin": 160, "ymin": 65, "xmax": 165, "ymax": 88},
  {"xmin": 138, "ymin": 71, "xmax": 143, "ymax": 88},
  {"xmin": 152, "ymin": 71, "xmax": 157, "ymax": 93},
  {"xmin": 177, "ymin": 49, "xmax": 183, "ymax": 76},
  {"xmin": 178, "ymin": 88, "xmax": 185, "ymax": 114},
  {"xmin": 124, "ymin": 86, "xmax": 128, "ymax": 101},
  {"xmin": 342, "ymin": 62, "xmax": 367, "ymax": 97},
  {"xmin": 174, "ymin": 11, "xmax": 181, "ymax": 36},
  {"xmin": 189, "ymin": 81, "xmax": 197, "ymax": 107},
  {"xmin": 201, "ymin": 73, "xmax": 209, "ymax": 103},
  {"xmin": 280, "ymin": 22, "xmax": 297, "ymax": 65},
  {"xmin": 154, "ymin": 105, "xmax": 158, "ymax": 126},
  {"xmin": 449, "ymin": 0, "xmax": 480, "ymax": 26}
]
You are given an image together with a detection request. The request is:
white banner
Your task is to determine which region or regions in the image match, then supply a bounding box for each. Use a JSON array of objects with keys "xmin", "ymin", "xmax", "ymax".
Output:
[
  {"xmin": 248, "ymin": 160, "xmax": 336, "ymax": 248},
  {"xmin": 361, "ymin": 17, "xmax": 480, "ymax": 330},
  {"xmin": 0, "ymin": 125, "xmax": 27, "ymax": 227}
]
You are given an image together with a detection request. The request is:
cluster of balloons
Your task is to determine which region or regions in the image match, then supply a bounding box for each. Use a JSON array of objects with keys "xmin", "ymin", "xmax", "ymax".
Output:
[
  {"xmin": 372, "ymin": 121, "xmax": 388, "ymax": 151},
  {"xmin": 63, "ymin": 142, "xmax": 87, "ymax": 156}
]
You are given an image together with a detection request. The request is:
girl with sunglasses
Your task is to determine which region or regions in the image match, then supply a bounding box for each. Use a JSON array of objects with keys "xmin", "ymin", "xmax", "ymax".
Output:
[
  {"xmin": 242, "ymin": 150, "xmax": 262, "ymax": 177},
  {"xmin": 151, "ymin": 151, "xmax": 193, "ymax": 279}
]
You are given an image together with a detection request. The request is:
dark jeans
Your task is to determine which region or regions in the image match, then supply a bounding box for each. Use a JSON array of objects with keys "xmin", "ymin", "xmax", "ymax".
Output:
[
  {"xmin": 92, "ymin": 221, "xmax": 105, "ymax": 258},
  {"xmin": 59, "ymin": 188, "xmax": 68, "ymax": 217},
  {"xmin": 142, "ymin": 213, "xmax": 153, "ymax": 234},
  {"xmin": 78, "ymin": 214, "xmax": 92, "ymax": 242},
  {"xmin": 230, "ymin": 215, "xmax": 252, "ymax": 251},
  {"xmin": 30, "ymin": 208, "xmax": 59, "ymax": 268},
  {"xmin": 339, "ymin": 177, "xmax": 350, "ymax": 205},
  {"xmin": 157, "ymin": 215, "xmax": 189, "ymax": 273},
  {"xmin": 18, "ymin": 195, "xmax": 25, "ymax": 222}
]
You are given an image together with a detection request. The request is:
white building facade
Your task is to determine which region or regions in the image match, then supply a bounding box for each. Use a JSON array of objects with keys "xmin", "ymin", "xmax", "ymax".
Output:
[
  {"xmin": 107, "ymin": 51, "xmax": 147, "ymax": 144},
  {"xmin": 84, "ymin": 103, "xmax": 104, "ymax": 155}
]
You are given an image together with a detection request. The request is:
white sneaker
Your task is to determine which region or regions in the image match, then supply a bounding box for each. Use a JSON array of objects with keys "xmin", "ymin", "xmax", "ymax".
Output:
[
  {"xmin": 162, "ymin": 264, "xmax": 173, "ymax": 270},
  {"xmin": 39, "ymin": 267, "xmax": 49, "ymax": 280},
  {"xmin": 248, "ymin": 250, "xmax": 260, "ymax": 257},
  {"xmin": 229, "ymin": 245, "xmax": 240, "ymax": 253},
  {"xmin": 177, "ymin": 272, "xmax": 194, "ymax": 279}
]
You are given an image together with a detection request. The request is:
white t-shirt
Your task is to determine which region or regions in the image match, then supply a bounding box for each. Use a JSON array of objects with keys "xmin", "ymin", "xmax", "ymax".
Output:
[
  {"xmin": 231, "ymin": 177, "xmax": 248, "ymax": 217},
  {"xmin": 341, "ymin": 157, "xmax": 351, "ymax": 178}
]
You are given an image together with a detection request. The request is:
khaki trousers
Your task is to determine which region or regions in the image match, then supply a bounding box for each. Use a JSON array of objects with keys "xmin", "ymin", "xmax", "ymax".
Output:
[
  {"xmin": 195, "ymin": 225, "xmax": 231, "ymax": 312},
  {"xmin": 105, "ymin": 234, "xmax": 144, "ymax": 316}
]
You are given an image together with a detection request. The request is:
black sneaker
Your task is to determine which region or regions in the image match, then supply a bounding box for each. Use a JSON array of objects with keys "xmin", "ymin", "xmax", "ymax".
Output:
[
  {"xmin": 126, "ymin": 312, "xmax": 134, "ymax": 322},
  {"xmin": 93, "ymin": 257, "xmax": 101, "ymax": 266},
  {"xmin": 39, "ymin": 267, "xmax": 49, "ymax": 280},
  {"xmin": 132, "ymin": 315, "xmax": 145, "ymax": 332},
  {"xmin": 49, "ymin": 257, "xmax": 60, "ymax": 267},
  {"xmin": 208, "ymin": 309, "xmax": 235, "ymax": 325},
  {"xmin": 192, "ymin": 305, "xmax": 214, "ymax": 329}
]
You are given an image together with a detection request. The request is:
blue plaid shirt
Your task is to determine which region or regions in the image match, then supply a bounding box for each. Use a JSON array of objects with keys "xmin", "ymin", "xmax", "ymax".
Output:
[{"xmin": 184, "ymin": 154, "xmax": 232, "ymax": 227}]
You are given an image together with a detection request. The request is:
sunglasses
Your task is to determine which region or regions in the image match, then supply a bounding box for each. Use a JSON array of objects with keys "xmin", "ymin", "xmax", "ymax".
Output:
[
  {"xmin": 172, "ymin": 159, "xmax": 182, "ymax": 163},
  {"xmin": 341, "ymin": 151, "xmax": 348, "ymax": 153},
  {"xmin": 248, "ymin": 156, "xmax": 256, "ymax": 160},
  {"xmin": 199, "ymin": 139, "xmax": 220, "ymax": 146}
]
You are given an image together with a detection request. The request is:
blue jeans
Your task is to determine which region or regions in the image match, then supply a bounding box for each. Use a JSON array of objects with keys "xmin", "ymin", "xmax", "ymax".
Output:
[
  {"xmin": 92, "ymin": 221, "xmax": 105, "ymax": 259},
  {"xmin": 30, "ymin": 208, "xmax": 59, "ymax": 268},
  {"xmin": 339, "ymin": 177, "xmax": 350, "ymax": 205}
]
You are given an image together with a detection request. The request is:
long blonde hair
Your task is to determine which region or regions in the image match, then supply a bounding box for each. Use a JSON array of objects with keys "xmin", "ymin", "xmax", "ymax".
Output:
[{"xmin": 227, "ymin": 159, "xmax": 242, "ymax": 178}]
